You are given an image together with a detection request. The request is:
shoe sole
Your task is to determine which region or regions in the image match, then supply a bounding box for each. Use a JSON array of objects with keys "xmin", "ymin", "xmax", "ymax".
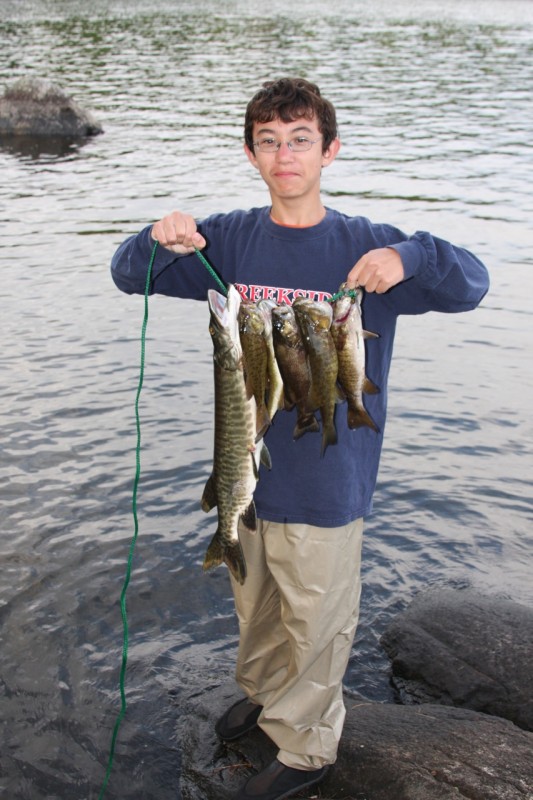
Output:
[{"xmin": 243, "ymin": 766, "xmax": 329, "ymax": 800}]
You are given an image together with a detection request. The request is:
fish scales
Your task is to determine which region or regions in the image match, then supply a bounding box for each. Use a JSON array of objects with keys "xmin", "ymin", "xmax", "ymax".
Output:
[
  {"xmin": 257, "ymin": 299, "xmax": 285, "ymax": 423},
  {"xmin": 331, "ymin": 286, "xmax": 379, "ymax": 432},
  {"xmin": 271, "ymin": 304, "xmax": 320, "ymax": 440},
  {"xmin": 202, "ymin": 286, "xmax": 265, "ymax": 585},
  {"xmin": 211, "ymin": 358, "xmax": 258, "ymax": 529},
  {"xmin": 292, "ymin": 297, "xmax": 340, "ymax": 456},
  {"xmin": 238, "ymin": 301, "xmax": 271, "ymax": 438}
]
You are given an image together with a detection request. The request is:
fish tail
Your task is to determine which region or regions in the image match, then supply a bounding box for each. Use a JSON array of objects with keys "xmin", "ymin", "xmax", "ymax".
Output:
[
  {"xmin": 203, "ymin": 531, "xmax": 224, "ymax": 571},
  {"xmin": 202, "ymin": 531, "xmax": 247, "ymax": 585},
  {"xmin": 293, "ymin": 412, "xmax": 320, "ymax": 440},
  {"xmin": 320, "ymin": 420, "xmax": 338, "ymax": 457},
  {"xmin": 224, "ymin": 540, "xmax": 247, "ymax": 585},
  {"xmin": 348, "ymin": 405, "xmax": 379, "ymax": 432}
]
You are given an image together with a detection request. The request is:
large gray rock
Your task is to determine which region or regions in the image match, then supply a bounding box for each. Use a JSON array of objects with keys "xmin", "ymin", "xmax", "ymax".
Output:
[
  {"xmin": 0, "ymin": 77, "xmax": 103, "ymax": 137},
  {"xmin": 381, "ymin": 587, "xmax": 533, "ymax": 731},
  {"xmin": 339, "ymin": 701, "xmax": 532, "ymax": 800},
  {"xmin": 174, "ymin": 677, "xmax": 533, "ymax": 799}
]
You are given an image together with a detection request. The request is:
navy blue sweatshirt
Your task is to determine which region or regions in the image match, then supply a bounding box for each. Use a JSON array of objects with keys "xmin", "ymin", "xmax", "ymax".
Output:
[{"xmin": 111, "ymin": 206, "xmax": 489, "ymax": 526}]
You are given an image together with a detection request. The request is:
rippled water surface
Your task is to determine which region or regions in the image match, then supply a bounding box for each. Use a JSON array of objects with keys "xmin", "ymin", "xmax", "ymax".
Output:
[{"xmin": 1, "ymin": 0, "xmax": 532, "ymax": 797}]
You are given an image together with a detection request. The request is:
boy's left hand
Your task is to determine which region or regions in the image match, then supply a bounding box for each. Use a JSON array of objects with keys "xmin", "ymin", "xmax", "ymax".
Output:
[{"xmin": 346, "ymin": 247, "xmax": 404, "ymax": 293}]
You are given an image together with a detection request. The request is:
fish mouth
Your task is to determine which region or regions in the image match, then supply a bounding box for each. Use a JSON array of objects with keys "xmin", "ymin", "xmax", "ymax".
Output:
[
  {"xmin": 208, "ymin": 286, "xmax": 242, "ymax": 339},
  {"xmin": 333, "ymin": 308, "xmax": 351, "ymax": 325},
  {"xmin": 208, "ymin": 289, "xmax": 227, "ymax": 325}
]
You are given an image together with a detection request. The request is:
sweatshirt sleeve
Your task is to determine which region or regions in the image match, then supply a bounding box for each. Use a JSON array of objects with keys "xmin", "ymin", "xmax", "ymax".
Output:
[
  {"xmin": 386, "ymin": 230, "xmax": 490, "ymax": 314},
  {"xmin": 110, "ymin": 224, "xmax": 212, "ymax": 300}
]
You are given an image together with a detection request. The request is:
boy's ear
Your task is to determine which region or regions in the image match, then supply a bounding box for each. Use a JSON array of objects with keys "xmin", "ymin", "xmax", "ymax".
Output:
[
  {"xmin": 244, "ymin": 143, "xmax": 259, "ymax": 169},
  {"xmin": 322, "ymin": 137, "xmax": 341, "ymax": 167}
]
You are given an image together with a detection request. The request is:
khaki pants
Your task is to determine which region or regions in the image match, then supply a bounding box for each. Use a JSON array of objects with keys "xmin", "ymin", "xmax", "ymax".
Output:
[{"xmin": 230, "ymin": 517, "xmax": 364, "ymax": 770}]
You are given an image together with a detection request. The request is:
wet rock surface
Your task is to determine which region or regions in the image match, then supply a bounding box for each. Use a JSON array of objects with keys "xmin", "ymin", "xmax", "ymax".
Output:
[
  {"xmin": 381, "ymin": 587, "xmax": 533, "ymax": 732},
  {"xmin": 174, "ymin": 588, "xmax": 533, "ymax": 798},
  {"xmin": 338, "ymin": 701, "xmax": 532, "ymax": 800},
  {"xmin": 175, "ymin": 679, "xmax": 533, "ymax": 799},
  {"xmin": 0, "ymin": 77, "xmax": 103, "ymax": 138}
]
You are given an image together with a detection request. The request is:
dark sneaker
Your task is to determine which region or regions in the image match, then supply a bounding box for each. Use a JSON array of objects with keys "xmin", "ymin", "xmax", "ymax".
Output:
[
  {"xmin": 237, "ymin": 758, "xmax": 329, "ymax": 799},
  {"xmin": 215, "ymin": 697, "xmax": 263, "ymax": 741}
]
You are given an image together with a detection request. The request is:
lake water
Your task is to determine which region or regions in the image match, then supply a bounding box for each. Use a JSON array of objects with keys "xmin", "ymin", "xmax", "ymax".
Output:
[{"xmin": 0, "ymin": 0, "xmax": 532, "ymax": 797}]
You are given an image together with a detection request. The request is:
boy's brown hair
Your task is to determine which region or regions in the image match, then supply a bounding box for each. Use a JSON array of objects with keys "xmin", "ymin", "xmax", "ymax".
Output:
[{"xmin": 244, "ymin": 78, "xmax": 338, "ymax": 153}]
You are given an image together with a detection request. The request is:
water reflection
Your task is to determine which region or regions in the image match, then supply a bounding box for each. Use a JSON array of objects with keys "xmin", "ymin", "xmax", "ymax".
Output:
[{"xmin": 0, "ymin": 133, "xmax": 94, "ymax": 161}]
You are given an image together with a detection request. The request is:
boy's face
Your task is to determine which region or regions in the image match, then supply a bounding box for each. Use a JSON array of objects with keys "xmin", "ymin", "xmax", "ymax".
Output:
[{"xmin": 244, "ymin": 115, "xmax": 340, "ymax": 204}]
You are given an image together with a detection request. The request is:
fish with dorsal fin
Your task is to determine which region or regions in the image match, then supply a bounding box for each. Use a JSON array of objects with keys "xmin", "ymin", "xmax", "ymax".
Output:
[
  {"xmin": 201, "ymin": 285, "xmax": 270, "ymax": 585},
  {"xmin": 331, "ymin": 285, "xmax": 380, "ymax": 432},
  {"xmin": 257, "ymin": 299, "xmax": 285, "ymax": 423},
  {"xmin": 292, "ymin": 297, "xmax": 342, "ymax": 456},
  {"xmin": 238, "ymin": 300, "xmax": 271, "ymax": 439},
  {"xmin": 271, "ymin": 304, "xmax": 320, "ymax": 440}
]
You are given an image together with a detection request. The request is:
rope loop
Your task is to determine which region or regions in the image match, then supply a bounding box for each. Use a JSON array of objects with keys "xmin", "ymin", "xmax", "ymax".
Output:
[{"xmin": 326, "ymin": 286, "xmax": 359, "ymax": 303}]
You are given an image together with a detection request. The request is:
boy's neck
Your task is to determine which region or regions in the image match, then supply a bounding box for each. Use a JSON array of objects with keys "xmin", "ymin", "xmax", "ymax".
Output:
[{"xmin": 269, "ymin": 199, "xmax": 327, "ymax": 228}]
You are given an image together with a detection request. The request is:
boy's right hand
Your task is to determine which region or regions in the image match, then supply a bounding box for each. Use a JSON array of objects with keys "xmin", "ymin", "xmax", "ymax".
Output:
[{"xmin": 151, "ymin": 211, "xmax": 207, "ymax": 254}]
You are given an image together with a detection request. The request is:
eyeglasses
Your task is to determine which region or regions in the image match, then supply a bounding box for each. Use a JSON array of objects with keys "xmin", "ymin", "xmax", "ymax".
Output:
[{"xmin": 253, "ymin": 136, "xmax": 322, "ymax": 153}]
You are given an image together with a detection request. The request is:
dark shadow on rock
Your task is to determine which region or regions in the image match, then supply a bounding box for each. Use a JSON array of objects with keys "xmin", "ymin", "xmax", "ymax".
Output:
[{"xmin": 381, "ymin": 587, "xmax": 533, "ymax": 732}]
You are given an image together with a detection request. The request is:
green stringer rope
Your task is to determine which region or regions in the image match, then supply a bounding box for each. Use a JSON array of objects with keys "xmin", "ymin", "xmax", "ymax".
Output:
[
  {"xmin": 193, "ymin": 247, "xmax": 228, "ymax": 295},
  {"xmin": 98, "ymin": 240, "xmax": 158, "ymax": 799},
  {"xmin": 99, "ymin": 242, "xmax": 227, "ymax": 796},
  {"xmin": 326, "ymin": 287, "xmax": 359, "ymax": 303}
]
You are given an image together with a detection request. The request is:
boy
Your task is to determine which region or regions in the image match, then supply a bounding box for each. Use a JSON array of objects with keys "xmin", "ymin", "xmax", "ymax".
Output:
[{"xmin": 111, "ymin": 78, "xmax": 489, "ymax": 800}]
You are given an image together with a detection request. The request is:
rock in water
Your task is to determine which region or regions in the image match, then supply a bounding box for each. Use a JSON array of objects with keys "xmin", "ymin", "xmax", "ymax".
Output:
[
  {"xmin": 338, "ymin": 700, "xmax": 533, "ymax": 800},
  {"xmin": 381, "ymin": 586, "xmax": 533, "ymax": 731},
  {"xmin": 0, "ymin": 77, "xmax": 103, "ymax": 137}
]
